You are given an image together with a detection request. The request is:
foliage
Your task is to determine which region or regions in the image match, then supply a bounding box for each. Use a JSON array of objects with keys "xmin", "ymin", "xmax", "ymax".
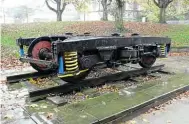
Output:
[
  {"xmin": 73, "ymin": 0, "xmax": 90, "ymax": 12},
  {"xmin": 139, "ymin": 1, "xmax": 159, "ymax": 22},
  {"xmin": 137, "ymin": 0, "xmax": 189, "ymax": 22},
  {"xmin": 166, "ymin": 0, "xmax": 189, "ymax": 20}
]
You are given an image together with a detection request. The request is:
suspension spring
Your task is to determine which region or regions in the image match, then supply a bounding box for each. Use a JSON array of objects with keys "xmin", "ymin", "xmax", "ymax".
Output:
[
  {"xmin": 64, "ymin": 51, "xmax": 79, "ymax": 72},
  {"xmin": 160, "ymin": 44, "xmax": 166, "ymax": 56}
]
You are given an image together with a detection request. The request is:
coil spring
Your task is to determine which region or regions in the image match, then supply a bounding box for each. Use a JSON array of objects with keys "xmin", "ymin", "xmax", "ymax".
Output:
[
  {"xmin": 160, "ymin": 44, "xmax": 166, "ymax": 56},
  {"xmin": 64, "ymin": 51, "xmax": 79, "ymax": 72}
]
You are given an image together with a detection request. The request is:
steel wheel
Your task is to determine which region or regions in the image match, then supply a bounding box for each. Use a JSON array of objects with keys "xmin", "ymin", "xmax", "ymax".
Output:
[
  {"xmin": 139, "ymin": 54, "xmax": 156, "ymax": 68},
  {"xmin": 28, "ymin": 38, "xmax": 54, "ymax": 72}
]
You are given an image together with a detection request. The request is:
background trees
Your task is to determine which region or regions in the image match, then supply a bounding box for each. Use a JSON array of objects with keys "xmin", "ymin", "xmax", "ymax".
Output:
[
  {"xmin": 114, "ymin": 0, "xmax": 125, "ymax": 31},
  {"xmin": 45, "ymin": 0, "xmax": 90, "ymax": 21},
  {"xmin": 101, "ymin": 0, "xmax": 112, "ymax": 21},
  {"xmin": 136, "ymin": 0, "xmax": 189, "ymax": 23},
  {"xmin": 45, "ymin": 0, "xmax": 67, "ymax": 21},
  {"xmin": 153, "ymin": 0, "xmax": 174, "ymax": 23},
  {"xmin": 5, "ymin": 5, "xmax": 34, "ymax": 23}
]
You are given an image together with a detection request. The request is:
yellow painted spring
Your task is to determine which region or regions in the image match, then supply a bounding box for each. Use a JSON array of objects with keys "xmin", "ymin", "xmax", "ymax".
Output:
[
  {"xmin": 64, "ymin": 51, "xmax": 79, "ymax": 72},
  {"xmin": 160, "ymin": 44, "xmax": 166, "ymax": 56}
]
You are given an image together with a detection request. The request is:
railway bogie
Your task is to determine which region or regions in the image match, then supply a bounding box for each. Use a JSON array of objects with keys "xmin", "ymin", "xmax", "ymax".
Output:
[{"xmin": 16, "ymin": 33, "xmax": 171, "ymax": 79}]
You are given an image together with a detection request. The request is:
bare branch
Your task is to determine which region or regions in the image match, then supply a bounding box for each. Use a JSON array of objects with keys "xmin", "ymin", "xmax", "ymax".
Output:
[
  {"xmin": 60, "ymin": 2, "xmax": 67, "ymax": 13},
  {"xmin": 45, "ymin": 0, "xmax": 57, "ymax": 13},
  {"xmin": 165, "ymin": 0, "xmax": 173, "ymax": 7},
  {"xmin": 107, "ymin": 0, "xmax": 112, "ymax": 6},
  {"xmin": 153, "ymin": 0, "xmax": 159, "ymax": 7},
  {"xmin": 168, "ymin": 0, "xmax": 174, "ymax": 3}
]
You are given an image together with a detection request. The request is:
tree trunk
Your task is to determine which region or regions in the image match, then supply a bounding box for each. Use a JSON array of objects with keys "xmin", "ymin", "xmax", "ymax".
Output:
[
  {"xmin": 101, "ymin": 0, "xmax": 108, "ymax": 21},
  {"xmin": 115, "ymin": 1, "xmax": 125, "ymax": 32},
  {"xmin": 102, "ymin": 6, "xmax": 108, "ymax": 21},
  {"xmin": 56, "ymin": 0, "xmax": 62, "ymax": 21},
  {"xmin": 159, "ymin": 7, "xmax": 166, "ymax": 23},
  {"xmin": 57, "ymin": 11, "xmax": 62, "ymax": 21},
  {"xmin": 45, "ymin": 0, "xmax": 66, "ymax": 22}
]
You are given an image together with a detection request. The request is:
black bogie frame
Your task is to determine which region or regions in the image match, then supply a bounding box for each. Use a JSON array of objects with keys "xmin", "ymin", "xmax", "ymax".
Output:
[{"xmin": 17, "ymin": 33, "xmax": 171, "ymax": 75}]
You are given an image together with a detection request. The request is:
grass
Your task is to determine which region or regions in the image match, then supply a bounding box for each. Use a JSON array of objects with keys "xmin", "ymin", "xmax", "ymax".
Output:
[
  {"xmin": 1, "ymin": 21, "xmax": 189, "ymax": 57},
  {"xmin": 164, "ymin": 25, "xmax": 189, "ymax": 47},
  {"xmin": 1, "ymin": 21, "xmax": 75, "ymax": 47}
]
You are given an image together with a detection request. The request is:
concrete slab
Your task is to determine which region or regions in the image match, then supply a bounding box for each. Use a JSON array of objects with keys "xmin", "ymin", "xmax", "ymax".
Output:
[
  {"xmin": 24, "ymin": 74, "xmax": 189, "ymax": 124},
  {"xmin": 130, "ymin": 95, "xmax": 189, "ymax": 124},
  {"xmin": 46, "ymin": 96, "xmax": 67, "ymax": 106}
]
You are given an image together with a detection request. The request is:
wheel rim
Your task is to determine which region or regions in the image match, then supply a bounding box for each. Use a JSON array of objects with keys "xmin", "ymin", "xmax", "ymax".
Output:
[{"xmin": 29, "ymin": 40, "xmax": 52, "ymax": 71}]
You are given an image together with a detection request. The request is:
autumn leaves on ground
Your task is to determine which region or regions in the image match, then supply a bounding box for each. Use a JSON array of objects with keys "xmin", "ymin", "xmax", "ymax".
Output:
[{"xmin": 1, "ymin": 21, "xmax": 189, "ymax": 70}]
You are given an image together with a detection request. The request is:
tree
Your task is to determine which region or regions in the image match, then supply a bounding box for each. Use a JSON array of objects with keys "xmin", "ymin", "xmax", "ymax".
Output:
[
  {"xmin": 131, "ymin": 0, "xmax": 189, "ymax": 22},
  {"xmin": 73, "ymin": 0, "xmax": 90, "ymax": 21},
  {"xmin": 7, "ymin": 5, "xmax": 34, "ymax": 23},
  {"xmin": 45, "ymin": 0, "xmax": 67, "ymax": 21},
  {"xmin": 101, "ymin": 0, "xmax": 112, "ymax": 21},
  {"xmin": 115, "ymin": 0, "xmax": 125, "ymax": 32},
  {"xmin": 166, "ymin": 0, "xmax": 189, "ymax": 20},
  {"xmin": 153, "ymin": 0, "xmax": 174, "ymax": 23}
]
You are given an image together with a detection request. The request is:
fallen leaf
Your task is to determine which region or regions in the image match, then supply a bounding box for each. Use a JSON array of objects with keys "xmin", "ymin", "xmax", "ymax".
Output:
[
  {"xmin": 53, "ymin": 108, "xmax": 59, "ymax": 113},
  {"xmin": 4, "ymin": 114, "xmax": 13, "ymax": 119},
  {"xmin": 102, "ymin": 101, "xmax": 106, "ymax": 105},
  {"xmin": 127, "ymin": 120, "xmax": 136, "ymax": 124},
  {"xmin": 40, "ymin": 105, "xmax": 47, "ymax": 108},
  {"xmin": 38, "ymin": 112, "xmax": 45, "ymax": 115},
  {"xmin": 142, "ymin": 118, "xmax": 149, "ymax": 123},
  {"xmin": 167, "ymin": 120, "xmax": 171, "ymax": 123},
  {"xmin": 30, "ymin": 104, "xmax": 38, "ymax": 108},
  {"xmin": 80, "ymin": 115, "xmax": 87, "ymax": 118},
  {"xmin": 46, "ymin": 112, "xmax": 53, "ymax": 119}
]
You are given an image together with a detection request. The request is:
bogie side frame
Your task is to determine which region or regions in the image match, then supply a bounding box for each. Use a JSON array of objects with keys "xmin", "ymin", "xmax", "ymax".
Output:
[{"xmin": 16, "ymin": 33, "xmax": 171, "ymax": 78}]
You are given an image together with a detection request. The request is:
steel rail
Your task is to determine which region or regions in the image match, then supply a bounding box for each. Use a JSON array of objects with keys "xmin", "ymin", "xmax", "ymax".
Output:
[
  {"xmin": 6, "ymin": 72, "xmax": 54, "ymax": 83},
  {"xmin": 28, "ymin": 65, "xmax": 165, "ymax": 98},
  {"xmin": 92, "ymin": 84, "xmax": 189, "ymax": 124}
]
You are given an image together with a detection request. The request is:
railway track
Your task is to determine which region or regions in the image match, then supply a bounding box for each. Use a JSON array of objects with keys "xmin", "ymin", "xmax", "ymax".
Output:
[
  {"xmin": 6, "ymin": 71, "xmax": 54, "ymax": 83},
  {"xmin": 6, "ymin": 64, "xmax": 185, "ymax": 124},
  {"xmin": 6, "ymin": 64, "xmax": 167, "ymax": 100}
]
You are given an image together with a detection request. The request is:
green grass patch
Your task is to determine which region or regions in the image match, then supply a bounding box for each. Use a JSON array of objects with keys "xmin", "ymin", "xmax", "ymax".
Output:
[
  {"xmin": 164, "ymin": 25, "xmax": 189, "ymax": 47},
  {"xmin": 1, "ymin": 21, "xmax": 75, "ymax": 47}
]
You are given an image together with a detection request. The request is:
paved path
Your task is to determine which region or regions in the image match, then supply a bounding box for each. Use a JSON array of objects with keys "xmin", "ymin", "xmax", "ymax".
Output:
[{"xmin": 127, "ymin": 95, "xmax": 189, "ymax": 124}]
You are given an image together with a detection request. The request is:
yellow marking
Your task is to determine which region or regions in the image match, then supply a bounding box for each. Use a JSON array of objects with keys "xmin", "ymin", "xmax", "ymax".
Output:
[
  {"xmin": 58, "ymin": 74, "xmax": 74, "ymax": 78},
  {"xmin": 58, "ymin": 69, "xmax": 89, "ymax": 78},
  {"xmin": 64, "ymin": 52, "xmax": 77, "ymax": 54}
]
